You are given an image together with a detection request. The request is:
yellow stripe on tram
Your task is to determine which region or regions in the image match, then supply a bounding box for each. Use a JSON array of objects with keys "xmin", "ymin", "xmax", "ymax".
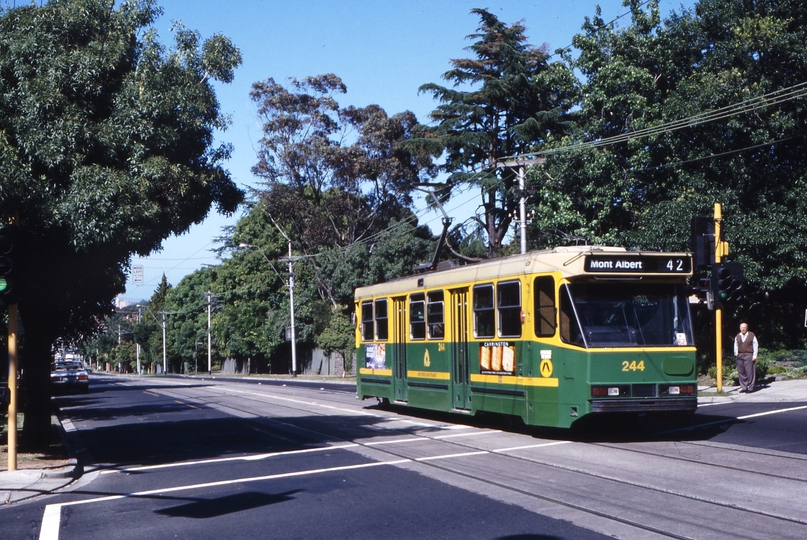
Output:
[
  {"xmin": 470, "ymin": 373, "xmax": 559, "ymax": 387},
  {"xmin": 359, "ymin": 368, "xmax": 393, "ymax": 376},
  {"xmin": 407, "ymin": 371, "xmax": 451, "ymax": 380}
]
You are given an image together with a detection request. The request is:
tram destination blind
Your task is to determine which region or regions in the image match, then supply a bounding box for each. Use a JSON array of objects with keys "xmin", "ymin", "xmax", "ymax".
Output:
[{"xmin": 584, "ymin": 254, "xmax": 692, "ymax": 274}]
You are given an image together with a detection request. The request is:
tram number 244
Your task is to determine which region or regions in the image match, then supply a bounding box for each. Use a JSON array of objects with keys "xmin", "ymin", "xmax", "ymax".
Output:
[{"xmin": 622, "ymin": 360, "xmax": 646, "ymax": 372}]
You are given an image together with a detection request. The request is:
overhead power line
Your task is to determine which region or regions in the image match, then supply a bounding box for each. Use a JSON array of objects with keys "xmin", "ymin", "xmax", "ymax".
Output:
[{"xmin": 515, "ymin": 80, "xmax": 807, "ymax": 159}]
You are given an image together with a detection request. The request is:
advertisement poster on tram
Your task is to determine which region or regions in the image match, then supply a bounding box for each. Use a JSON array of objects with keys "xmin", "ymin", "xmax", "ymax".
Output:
[
  {"xmin": 479, "ymin": 342, "xmax": 516, "ymax": 375},
  {"xmin": 365, "ymin": 343, "xmax": 386, "ymax": 369}
]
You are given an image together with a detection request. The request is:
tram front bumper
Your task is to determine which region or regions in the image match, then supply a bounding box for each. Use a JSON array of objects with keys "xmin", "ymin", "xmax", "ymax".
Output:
[{"xmin": 590, "ymin": 397, "xmax": 697, "ymax": 413}]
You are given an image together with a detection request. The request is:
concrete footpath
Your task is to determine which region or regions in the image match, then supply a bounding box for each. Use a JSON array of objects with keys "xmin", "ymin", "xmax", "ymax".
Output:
[
  {"xmin": 2, "ymin": 378, "xmax": 806, "ymax": 505},
  {"xmin": 0, "ymin": 412, "xmax": 83, "ymax": 505}
]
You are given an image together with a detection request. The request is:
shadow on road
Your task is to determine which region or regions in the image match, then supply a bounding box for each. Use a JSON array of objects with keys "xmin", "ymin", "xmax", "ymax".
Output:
[{"xmin": 155, "ymin": 490, "xmax": 302, "ymax": 518}]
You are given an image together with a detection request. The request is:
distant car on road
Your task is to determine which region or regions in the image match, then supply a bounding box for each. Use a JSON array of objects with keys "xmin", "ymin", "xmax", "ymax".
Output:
[{"xmin": 51, "ymin": 361, "xmax": 89, "ymax": 394}]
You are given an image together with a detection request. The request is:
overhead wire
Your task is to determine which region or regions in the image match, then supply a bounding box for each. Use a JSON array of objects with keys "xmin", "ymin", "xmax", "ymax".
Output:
[{"xmin": 515, "ymin": 80, "xmax": 807, "ymax": 159}]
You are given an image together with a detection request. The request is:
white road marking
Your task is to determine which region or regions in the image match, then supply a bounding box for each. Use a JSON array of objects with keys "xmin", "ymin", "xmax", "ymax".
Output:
[
  {"xmin": 737, "ymin": 405, "xmax": 807, "ymax": 420},
  {"xmin": 39, "ymin": 459, "xmax": 409, "ymax": 540},
  {"xmin": 38, "ymin": 503, "xmax": 62, "ymax": 540},
  {"xmin": 663, "ymin": 403, "xmax": 807, "ymax": 434},
  {"xmin": 434, "ymin": 430, "xmax": 502, "ymax": 439},
  {"xmin": 416, "ymin": 450, "xmax": 489, "ymax": 461},
  {"xmin": 40, "ymin": 428, "xmax": 572, "ymax": 539},
  {"xmin": 493, "ymin": 440, "xmax": 574, "ymax": 453},
  {"xmin": 222, "ymin": 387, "xmax": 380, "ymax": 417},
  {"xmin": 100, "ymin": 443, "xmax": 361, "ymax": 474}
]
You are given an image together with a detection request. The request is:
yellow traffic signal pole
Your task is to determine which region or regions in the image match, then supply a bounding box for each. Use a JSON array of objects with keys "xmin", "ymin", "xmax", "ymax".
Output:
[
  {"xmin": 6, "ymin": 213, "xmax": 18, "ymax": 471},
  {"xmin": 713, "ymin": 203, "xmax": 729, "ymax": 393},
  {"xmin": 7, "ymin": 302, "xmax": 17, "ymax": 471}
]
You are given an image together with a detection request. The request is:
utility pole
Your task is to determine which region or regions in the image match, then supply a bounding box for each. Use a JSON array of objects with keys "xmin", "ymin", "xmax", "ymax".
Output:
[
  {"xmin": 136, "ymin": 305, "xmax": 142, "ymax": 375},
  {"xmin": 285, "ymin": 242, "xmax": 298, "ymax": 377},
  {"xmin": 207, "ymin": 291, "xmax": 212, "ymax": 374},
  {"xmin": 496, "ymin": 157, "xmax": 544, "ymax": 254},
  {"xmin": 157, "ymin": 311, "xmax": 176, "ymax": 374},
  {"xmin": 240, "ymin": 227, "xmax": 305, "ymax": 377},
  {"xmin": 162, "ymin": 312, "xmax": 167, "ymax": 374}
]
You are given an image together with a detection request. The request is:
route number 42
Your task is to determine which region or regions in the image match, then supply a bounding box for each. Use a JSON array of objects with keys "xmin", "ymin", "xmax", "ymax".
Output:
[
  {"xmin": 666, "ymin": 258, "xmax": 685, "ymax": 272},
  {"xmin": 622, "ymin": 360, "xmax": 645, "ymax": 372}
]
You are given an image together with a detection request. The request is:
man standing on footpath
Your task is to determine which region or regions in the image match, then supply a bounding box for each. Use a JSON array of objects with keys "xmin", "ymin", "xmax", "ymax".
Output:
[{"xmin": 734, "ymin": 322, "xmax": 759, "ymax": 393}]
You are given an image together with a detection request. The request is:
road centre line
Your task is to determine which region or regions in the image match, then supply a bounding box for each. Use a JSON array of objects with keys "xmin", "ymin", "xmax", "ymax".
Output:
[
  {"xmin": 101, "ymin": 443, "xmax": 362, "ymax": 474},
  {"xmin": 101, "ymin": 430, "xmax": 512, "ymax": 473},
  {"xmin": 215, "ymin": 387, "xmax": 382, "ymax": 418},
  {"xmin": 175, "ymin": 400, "xmax": 199, "ymax": 409}
]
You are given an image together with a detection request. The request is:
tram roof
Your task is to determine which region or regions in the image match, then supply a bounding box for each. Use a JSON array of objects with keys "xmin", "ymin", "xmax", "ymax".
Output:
[{"xmin": 354, "ymin": 245, "xmax": 692, "ymax": 299}]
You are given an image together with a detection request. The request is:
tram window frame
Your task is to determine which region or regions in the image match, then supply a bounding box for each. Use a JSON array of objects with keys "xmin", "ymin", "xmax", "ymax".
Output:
[
  {"xmin": 427, "ymin": 290, "xmax": 445, "ymax": 339},
  {"xmin": 473, "ymin": 284, "xmax": 495, "ymax": 338},
  {"xmin": 361, "ymin": 301, "xmax": 374, "ymax": 342},
  {"xmin": 410, "ymin": 293, "xmax": 426, "ymax": 340},
  {"xmin": 375, "ymin": 298, "xmax": 389, "ymax": 341},
  {"xmin": 497, "ymin": 280, "xmax": 522, "ymax": 338},
  {"xmin": 534, "ymin": 276, "xmax": 556, "ymax": 337},
  {"xmin": 559, "ymin": 285, "xmax": 584, "ymax": 346}
]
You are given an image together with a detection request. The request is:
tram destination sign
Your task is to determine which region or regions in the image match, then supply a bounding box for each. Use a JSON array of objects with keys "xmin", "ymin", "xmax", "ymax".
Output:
[{"xmin": 584, "ymin": 253, "xmax": 692, "ymax": 274}]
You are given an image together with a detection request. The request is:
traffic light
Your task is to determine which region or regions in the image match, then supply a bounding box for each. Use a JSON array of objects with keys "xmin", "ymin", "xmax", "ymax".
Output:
[
  {"xmin": 711, "ymin": 261, "xmax": 744, "ymax": 307},
  {"xmin": 0, "ymin": 226, "xmax": 20, "ymax": 306}
]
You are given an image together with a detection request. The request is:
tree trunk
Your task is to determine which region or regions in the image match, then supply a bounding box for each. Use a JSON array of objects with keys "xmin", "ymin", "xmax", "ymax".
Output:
[{"xmin": 21, "ymin": 331, "xmax": 54, "ymax": 451}]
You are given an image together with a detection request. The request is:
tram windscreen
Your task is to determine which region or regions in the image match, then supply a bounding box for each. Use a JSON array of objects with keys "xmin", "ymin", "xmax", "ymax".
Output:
[{"xmin": 561, "ymin": 283, "xmax": 694, "ymax": 348}]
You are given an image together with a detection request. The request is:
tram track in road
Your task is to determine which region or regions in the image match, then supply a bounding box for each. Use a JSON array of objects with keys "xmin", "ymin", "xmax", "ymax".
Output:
[
  {"xmin": 589, "ymin": 438, "xmax": 807, "ymax": 484},
  {"xmin": 114, "ymin": 378, "xmax": 807, "ymax": 539},
  {"xmin": 98, "ymin": 381, "xmax": 693, "ymax": 539},
  {"xmin": 349, "ymin": 419, "xmax": 807, "ymax": 538}
]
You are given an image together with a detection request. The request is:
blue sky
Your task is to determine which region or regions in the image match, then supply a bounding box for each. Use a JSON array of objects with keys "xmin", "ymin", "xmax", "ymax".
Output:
[{"xmin": 123, "ymin": 0, "xmax": 693, "ymax": 301}]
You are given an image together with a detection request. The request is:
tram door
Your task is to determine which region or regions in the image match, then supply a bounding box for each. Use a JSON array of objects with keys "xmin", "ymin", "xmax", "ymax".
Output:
[
  {"xmin": 450, "ymin": 288, "xmax": 471, "ymax": 411},
  {"xmin": 392, "ymin": 296, "xmax": 408, "ymax": 403}
]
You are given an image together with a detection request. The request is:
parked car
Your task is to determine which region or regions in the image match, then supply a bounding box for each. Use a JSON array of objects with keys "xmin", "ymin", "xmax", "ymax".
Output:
[{"xmin": 51, "ymin": 361, "xmax": 89, "ymax": 394}]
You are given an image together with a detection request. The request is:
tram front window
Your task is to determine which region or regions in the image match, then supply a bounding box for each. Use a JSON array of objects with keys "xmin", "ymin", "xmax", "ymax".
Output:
[{"xmin": 561, "ymin": 283, "xmax": 693, "ymax": 348}]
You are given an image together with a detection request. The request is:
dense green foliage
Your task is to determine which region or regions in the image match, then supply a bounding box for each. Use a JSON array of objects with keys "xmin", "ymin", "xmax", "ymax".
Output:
[
  {"xmin": 536, "ymin": 0, "xmax": 807, "ymax": 347},
  {"xmin": 64, "ymin": 0, "xmax": 807, "ymax": 390},
  {"xmin": 109, "ymin": 69, "xmax": 438, "ymax": 374},
  {"xmin": 0, "ymin": 0, "xmax": 242, "ymax": 445},
  {"xmin": 416, "ymin": 8, "xmax": 578, "ymax": 256}
]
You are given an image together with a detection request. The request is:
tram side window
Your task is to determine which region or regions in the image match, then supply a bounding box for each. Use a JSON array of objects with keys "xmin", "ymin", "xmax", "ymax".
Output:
[
  {"xmin": 361, "ymin": 301, "xmax": 374, "ymax": 341},
  {"xmin": 410, "ymin": 293, "xmax": 426, "ymax": 340},
  {"xmin": 427, "ymin": 290, "xmax": 445, "ymax": 339},
  {"xmin": 534, "ymin": 276, "xmax": 556, "ymax": 337},
  {"xmin": 498, "ymin": 281, "xmax": 522, "ymax": 337},
  {"xmin": 375, "ymin": 299, "xmax": 389, "ymax": 341},
  {"xmin": 473, "ymin": 284, "xmax": 495, "ymax": 338}
]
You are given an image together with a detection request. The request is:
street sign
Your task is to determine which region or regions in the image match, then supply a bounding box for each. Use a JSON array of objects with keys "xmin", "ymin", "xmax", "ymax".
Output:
[{"xmin": 132, "ymin": 265, "xmax": 144, "ymax": 284}]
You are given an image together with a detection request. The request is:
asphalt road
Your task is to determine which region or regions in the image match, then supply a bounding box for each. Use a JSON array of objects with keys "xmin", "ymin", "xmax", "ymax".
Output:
[{"xmin": 2, "ymin": 374, "xmax": 807, "ymax": 540}]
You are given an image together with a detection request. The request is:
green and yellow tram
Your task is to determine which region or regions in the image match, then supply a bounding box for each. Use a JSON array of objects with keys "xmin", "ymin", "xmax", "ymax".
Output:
[{"xmin": 355, "ymin": 246, "xmax": 697, "ymax": 429}]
